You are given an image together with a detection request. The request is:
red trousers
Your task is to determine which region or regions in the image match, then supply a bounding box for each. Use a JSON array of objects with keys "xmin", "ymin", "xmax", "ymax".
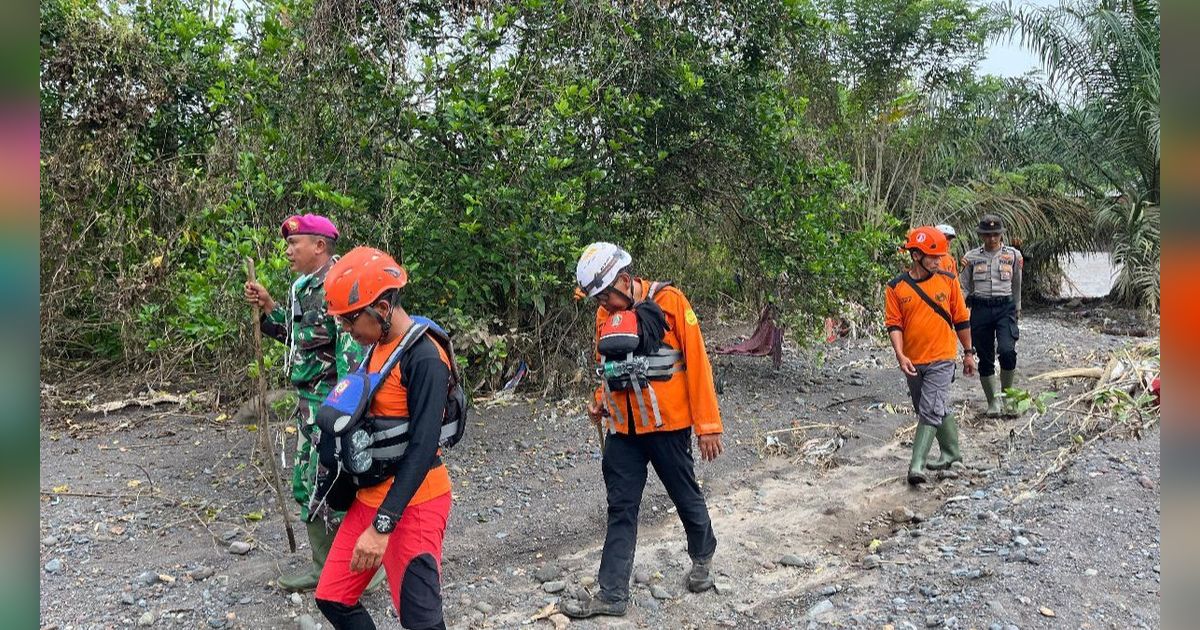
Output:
[{"xmin": 315, "ymin": 493, "xmax": 451, "ymax": 627}]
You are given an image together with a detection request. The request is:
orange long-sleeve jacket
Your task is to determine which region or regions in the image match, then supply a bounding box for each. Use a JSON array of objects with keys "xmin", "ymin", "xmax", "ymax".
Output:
[{"xmin": 592, "ymin": 279, "xmax": 723, "ymax": 436}]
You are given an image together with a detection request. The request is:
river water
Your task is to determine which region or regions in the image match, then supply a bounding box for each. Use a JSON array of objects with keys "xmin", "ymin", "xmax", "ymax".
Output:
[{"xmin": 1059, "ymin": 252, "xmax": 1117, "ymax": 298}]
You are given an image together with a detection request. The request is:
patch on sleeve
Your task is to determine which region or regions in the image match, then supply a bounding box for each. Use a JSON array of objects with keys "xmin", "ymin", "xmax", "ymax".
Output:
[{"xmin": 685, "ymin": 309, "xmax": 699, "ymax": 326}]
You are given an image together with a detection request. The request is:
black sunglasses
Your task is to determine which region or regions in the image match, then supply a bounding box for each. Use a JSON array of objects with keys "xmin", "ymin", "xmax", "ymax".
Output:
[{"xmin": 335, "ymin": 309, "xmax": 367, "ymax": 327}]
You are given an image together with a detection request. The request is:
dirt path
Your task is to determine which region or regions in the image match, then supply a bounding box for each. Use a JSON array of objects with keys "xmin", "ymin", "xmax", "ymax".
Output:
[{"xmin": 39, "ymin": 304, "xmax": 1159, "ymax": 629}]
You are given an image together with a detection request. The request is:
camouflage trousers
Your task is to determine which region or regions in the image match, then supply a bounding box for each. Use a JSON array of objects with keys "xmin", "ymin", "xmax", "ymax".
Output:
[{"xmin": 292, "ymin": 394, "xmax": 324, "ymax": 521}]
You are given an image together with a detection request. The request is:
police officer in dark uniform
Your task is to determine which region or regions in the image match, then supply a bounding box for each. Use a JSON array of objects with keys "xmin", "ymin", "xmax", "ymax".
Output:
[{"xmin": 959, "ymin": 214, "xmax": 1023, "ymax": 417}]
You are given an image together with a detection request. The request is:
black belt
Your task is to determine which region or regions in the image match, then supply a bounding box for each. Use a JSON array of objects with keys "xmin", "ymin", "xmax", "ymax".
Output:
[{"xmin": 969, "ymin": 295, "xmax": 1012, "ymax": 306}]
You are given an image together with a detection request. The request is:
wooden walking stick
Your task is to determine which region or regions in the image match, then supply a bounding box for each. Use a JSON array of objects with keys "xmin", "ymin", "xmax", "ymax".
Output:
[{"xmin": 246, "ymin": 257, "xmax": 298, "ymax": 553}]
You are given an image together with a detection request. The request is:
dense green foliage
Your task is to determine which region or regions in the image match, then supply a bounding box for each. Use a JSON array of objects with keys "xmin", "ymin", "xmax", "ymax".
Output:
[
  {"xmin": 40, "ymin": 0, "xmax": 1159, "ymax": 390},
  {"xmin": 993, "ymin": 0, "xmax": 1160, "ymax": 308}
]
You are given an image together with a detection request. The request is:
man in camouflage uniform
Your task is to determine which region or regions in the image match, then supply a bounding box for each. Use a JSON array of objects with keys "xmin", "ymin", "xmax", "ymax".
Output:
[
  {"xmin": 959, "ymin": 213, "xmax": 1024, "ymax": 417},
  {"xmin": 244, "ymin": 214, "xmax": 379, "ymax": 592}
]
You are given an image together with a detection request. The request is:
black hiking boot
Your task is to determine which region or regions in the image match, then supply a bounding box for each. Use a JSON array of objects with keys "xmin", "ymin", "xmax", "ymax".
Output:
[
  {"xmin": 686, "ymin": 557, "xmax": 715, "ymax": 593},
  {"xmin": 559, "ymin": 595, "xmax": 628, "ymax": 619}
]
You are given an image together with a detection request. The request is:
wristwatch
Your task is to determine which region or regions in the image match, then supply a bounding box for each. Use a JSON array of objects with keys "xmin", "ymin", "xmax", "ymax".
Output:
[
  {"xmin": 963, "ymin": 347, "xmax": 977, "ymax": 357},
  {"xmin": 373, "ymin": 512, "xmax": 396, "ymax": 535}
]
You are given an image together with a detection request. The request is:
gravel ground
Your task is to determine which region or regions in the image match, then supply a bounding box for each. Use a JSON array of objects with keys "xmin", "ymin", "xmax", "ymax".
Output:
[{"xmin": 39, "ymin": 300, "xmax": 1158, "ymax": 629}]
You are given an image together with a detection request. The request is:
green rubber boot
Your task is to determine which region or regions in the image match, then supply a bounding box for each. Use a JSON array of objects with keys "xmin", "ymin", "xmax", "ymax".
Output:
[
  {"xmin": 907, "ymin": 424, "xmax": 937, "ymax": 485},
  {"xmin": 999, "ymin": 369, "xmax": 1018, "ymax": 417},
  {"xmin": 278, "ymin": 519, "xmax": 336, "ymax": 592},
  {"xmin": 1000, "ymin": 368, "xmax": 1016, "ymax": 391},
  {"xmin": 926, "ymin": 414, "xmax": 962, "ymax": 470},
  {"xmin": 981, "ymin": 375, "xmax": 1002, "ymax": 417},
  {"xmin": 278, "ymin": 520, "xmax": 388, "ymax": 593}
]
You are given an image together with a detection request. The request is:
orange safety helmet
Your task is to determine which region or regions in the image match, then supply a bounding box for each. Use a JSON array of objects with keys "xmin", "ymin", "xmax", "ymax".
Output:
[
  {"xmin": 324, "ymin": 246, "xmax": 408, "ymax": 315},
  {"xmin": 902, "ymin": 226, "xmax": 949, "ymax": 257}
]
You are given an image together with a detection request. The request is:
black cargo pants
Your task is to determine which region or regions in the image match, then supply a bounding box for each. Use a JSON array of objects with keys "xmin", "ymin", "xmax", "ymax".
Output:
[
  {"xmin": 968, "ymin": 296, "xmax": 1019, "ymax": 377},
  {"xmin": 597, "ymin": 428, "xmax": 717, "ymax": 602}
]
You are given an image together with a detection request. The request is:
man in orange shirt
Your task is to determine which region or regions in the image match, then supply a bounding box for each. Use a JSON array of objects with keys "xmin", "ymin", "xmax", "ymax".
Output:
[
  {"xmin": 561, "ymin": 242, "xmax": 723, "ymax": 619},
  {"xmin": 885, "ymin": 227, "xmax": 977, "ymax": 485},
  {"xmin": 313, "ymin": 247, "xmax": 453, "ymax": 630}
]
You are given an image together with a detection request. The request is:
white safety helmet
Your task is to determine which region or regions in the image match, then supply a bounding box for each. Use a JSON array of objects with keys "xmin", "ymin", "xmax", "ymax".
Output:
[
  {"xmin": 576, "ymin": 242, "xmax": 632, "ymax": 298},
  {"xmin": 935, "ymin": 223, "xmax": 957, "ymax": 239}
]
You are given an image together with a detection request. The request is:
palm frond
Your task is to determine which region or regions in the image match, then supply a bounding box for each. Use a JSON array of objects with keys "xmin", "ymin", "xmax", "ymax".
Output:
[
  {"xmin": 1097, "ymin": 201, "xmax": 1159, "ymax": 310},
  {"xmin": 919, "ymin": 177, "xmax": 1098, "ymax": 254}
]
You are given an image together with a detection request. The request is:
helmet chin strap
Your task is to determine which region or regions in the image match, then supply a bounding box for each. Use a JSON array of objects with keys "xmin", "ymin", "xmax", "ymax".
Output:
[
  {"xmin": 366, "ymin": 303, "xmax": 391, "ymax": 339},
  {"xmin": 619, "ymin": 285, "xmax": 635, "ymax": 305},
  {"xmin": 911, "ymin": 252, "xmax": 933, "ymax": 279},
  {"xmin": 614, "ymin": 274, "xmax": 636, "ymax": 305}
]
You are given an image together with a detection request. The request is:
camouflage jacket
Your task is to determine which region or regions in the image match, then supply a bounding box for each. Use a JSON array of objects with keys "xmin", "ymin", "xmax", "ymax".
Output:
[{"xmin": 260, "ymin": 257, "xmax": 363, "ymax": 400}]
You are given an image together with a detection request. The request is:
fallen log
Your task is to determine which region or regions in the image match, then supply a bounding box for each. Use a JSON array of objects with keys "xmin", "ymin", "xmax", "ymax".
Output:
[
  {"xmin": 85, "ymin": 390, "xmax": 214, "ymax": 415},
  {"xmin": 1029, "ymin": 367, "xmax": 1105, "ymax": 380}
]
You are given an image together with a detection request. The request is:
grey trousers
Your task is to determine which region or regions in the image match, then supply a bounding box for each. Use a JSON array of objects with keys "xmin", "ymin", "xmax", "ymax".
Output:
[{"xmin": 905, "ymin": 360, "xmax": 955, "ymax": 427}]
